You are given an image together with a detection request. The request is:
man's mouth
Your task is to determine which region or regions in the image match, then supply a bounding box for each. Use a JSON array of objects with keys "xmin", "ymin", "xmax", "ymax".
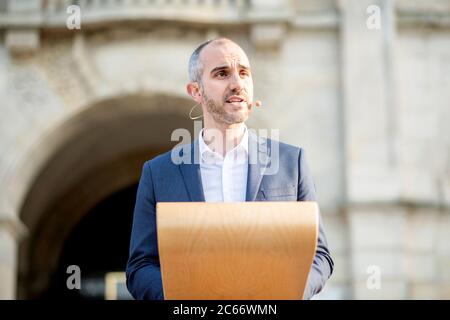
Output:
[{"xmin": 225, "ymin": 95, "xmax": 246, "ymax": 106}]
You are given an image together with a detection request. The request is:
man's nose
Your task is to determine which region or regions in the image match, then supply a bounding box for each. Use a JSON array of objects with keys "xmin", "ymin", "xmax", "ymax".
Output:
[{"xmin": 229, "ymin": 72, "xmax": 245, "ymax": 92}]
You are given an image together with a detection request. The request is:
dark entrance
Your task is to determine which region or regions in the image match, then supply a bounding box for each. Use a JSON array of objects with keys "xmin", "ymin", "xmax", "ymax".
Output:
[{"xmin": 41, "ymin": 184, "xmax": 138, "ymax": 299}]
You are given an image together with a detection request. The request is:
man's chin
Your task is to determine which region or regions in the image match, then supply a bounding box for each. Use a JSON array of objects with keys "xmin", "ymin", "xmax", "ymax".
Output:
[
  {"xmin": 212, "ymin": 112, "xmax": 248, "ymax": 125},
  {"xmin": 224, "ymin": 114, "xmax": 248, "ymax": 125},
  {"xmin": 207, "ymin": 101, "xmax": 249, "ymax": 125}
]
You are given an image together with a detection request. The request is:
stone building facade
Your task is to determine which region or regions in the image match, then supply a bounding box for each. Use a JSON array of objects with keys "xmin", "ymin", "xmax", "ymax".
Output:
[{"xmin": 0, "ymin": 0, "xmax": 449, "ymax": 299}]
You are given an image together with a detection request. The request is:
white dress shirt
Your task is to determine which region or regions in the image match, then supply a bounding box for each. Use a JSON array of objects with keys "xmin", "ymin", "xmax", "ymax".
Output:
[{"xmin": 199, "ymin": 126, "xmax": 249, "ymax": 202}]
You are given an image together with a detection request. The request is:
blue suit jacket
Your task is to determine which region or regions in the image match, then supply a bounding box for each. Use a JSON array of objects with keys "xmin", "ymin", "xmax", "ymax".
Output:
[{"xmin": 126, "ymin": 131, "xmax": 334, "ymax": 300}]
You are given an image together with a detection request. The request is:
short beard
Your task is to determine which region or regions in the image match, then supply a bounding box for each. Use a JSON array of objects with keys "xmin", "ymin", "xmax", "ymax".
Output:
[{"xmin": 202, "ymin": 88, "xmax": 249, "ymax": 125}]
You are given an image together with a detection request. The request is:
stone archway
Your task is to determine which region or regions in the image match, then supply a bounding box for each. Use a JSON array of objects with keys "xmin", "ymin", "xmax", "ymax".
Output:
[{"xmin": 16, "ymin": 93, "xmax": 194, "ymax": 299}]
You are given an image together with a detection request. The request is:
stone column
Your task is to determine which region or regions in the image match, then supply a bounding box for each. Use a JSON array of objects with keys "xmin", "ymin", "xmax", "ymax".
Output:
[
  {"xmin": 0, "ymin": 214, "xmax": 27, "ymax": 299},
  {"xmin": 0, "ymin": 17, "xmax": 28, "ymax": 300},
  {"xmin": 339, "ymin": 0, "xmax": 407, "ymax": 299}
]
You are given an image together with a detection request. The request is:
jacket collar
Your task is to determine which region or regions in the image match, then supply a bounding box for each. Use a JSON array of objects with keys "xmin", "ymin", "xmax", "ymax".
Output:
[{"xmin": 178, "ymin": 129, "xmax": 270, "ymax": 202}]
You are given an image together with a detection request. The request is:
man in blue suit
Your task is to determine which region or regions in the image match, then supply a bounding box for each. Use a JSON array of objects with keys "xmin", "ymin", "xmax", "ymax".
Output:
[{"xmin": 126, "ymin": 38, "xmax": 334, "ymax": 300}]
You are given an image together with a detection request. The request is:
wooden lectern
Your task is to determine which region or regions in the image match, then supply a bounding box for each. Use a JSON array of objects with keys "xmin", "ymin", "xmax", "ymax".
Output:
[{"xmin": 156, "ymin": 201, "xmax": 318, "ymax": 300}]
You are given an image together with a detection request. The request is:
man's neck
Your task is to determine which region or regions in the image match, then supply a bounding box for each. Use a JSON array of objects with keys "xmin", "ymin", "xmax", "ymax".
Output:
[{"xmin": 202, "ymin": 122, "xmax": 246, "ymax": 157}]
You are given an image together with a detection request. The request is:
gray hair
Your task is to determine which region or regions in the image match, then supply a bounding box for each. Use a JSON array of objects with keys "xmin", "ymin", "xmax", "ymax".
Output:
[{"xmin": 188, "ymin": 38, "xmax": 231, "ymax": 83}]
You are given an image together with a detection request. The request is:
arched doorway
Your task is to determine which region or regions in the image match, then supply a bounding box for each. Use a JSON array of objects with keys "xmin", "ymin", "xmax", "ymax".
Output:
[
  {"xmin": 17, "ymin": 93, "xmax": 195, "ymax": 299},
  {"xmin": 42, "ymin": 184, "xmax": 138, "ymax": 300}
]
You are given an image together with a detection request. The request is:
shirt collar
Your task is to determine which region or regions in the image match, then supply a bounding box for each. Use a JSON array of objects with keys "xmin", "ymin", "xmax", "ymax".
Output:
[{"xmin": 199, "ymin": 125, "xmax": 249, "ymax": 162}]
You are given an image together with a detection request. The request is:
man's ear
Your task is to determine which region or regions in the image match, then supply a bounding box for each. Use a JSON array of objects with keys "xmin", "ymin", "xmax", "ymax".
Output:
[{"xmin": 186, "ymin": 82, "xmax": 202, "ymax": 104}]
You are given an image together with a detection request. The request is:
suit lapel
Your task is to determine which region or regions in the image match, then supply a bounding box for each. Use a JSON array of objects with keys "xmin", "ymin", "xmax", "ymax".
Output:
[
  {"xmin": 246, "ymin": 130, "xmax": 268, "ymax": 201},
  {"xmin": 179, "ymin": 139, "xmax": 205, "ymax": 202}
]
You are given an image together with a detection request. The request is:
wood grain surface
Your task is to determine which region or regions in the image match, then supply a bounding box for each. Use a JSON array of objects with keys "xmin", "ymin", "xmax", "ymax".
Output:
[{"xmin": 156, "ymin": 201, "xmax": 318, "ymax": 300}]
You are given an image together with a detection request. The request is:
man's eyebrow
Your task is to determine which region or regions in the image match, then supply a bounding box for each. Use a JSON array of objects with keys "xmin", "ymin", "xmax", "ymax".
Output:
[{"xmin": 210, "ymin": 63, "xmax": 251, "ymax": 74}]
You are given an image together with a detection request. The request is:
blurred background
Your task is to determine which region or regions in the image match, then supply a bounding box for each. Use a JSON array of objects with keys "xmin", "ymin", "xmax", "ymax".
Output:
[{"xmin": 0, "ymin": 0, "xmax": 449, "ymax": 300}]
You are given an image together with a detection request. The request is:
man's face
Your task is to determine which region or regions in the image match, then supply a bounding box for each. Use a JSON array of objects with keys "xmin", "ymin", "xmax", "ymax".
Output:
[{"xmin": 198, "ymin": 41, "xmax": 254, "ymax": 125}]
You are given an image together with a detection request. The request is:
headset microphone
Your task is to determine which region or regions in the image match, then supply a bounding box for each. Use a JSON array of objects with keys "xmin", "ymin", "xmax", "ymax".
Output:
[{"xmin": 250, "ymin": 100, "xmax": 262, "ymax": 108}]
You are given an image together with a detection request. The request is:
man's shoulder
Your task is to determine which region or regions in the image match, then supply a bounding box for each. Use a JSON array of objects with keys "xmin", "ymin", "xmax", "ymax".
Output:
[
  {"xmin": 143, "ymin": 147, "xmax": 178, "ymax": 170},
  {"xmin": 264, "ymin": 137, "xmax": 304, "ymax": 157},
  {"xmin": 249, "ymin": 130, "xmax": 303, "ymax": 155},
  {"xmin": 274, "ymin": 139, "xmax": 302, "ymax": 152},
  {"xmin": 143, "ymin": 142, "xmax": 194, "ymax": 170}
]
